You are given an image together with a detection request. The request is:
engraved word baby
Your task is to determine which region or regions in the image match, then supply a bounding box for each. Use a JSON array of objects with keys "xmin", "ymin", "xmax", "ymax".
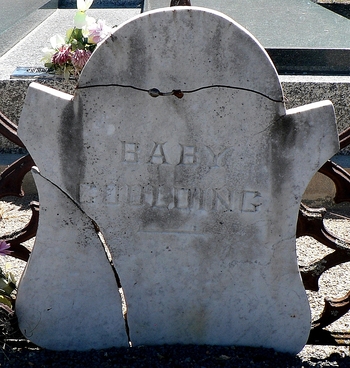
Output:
[{"xmin": 121, "ymin": 141, "xmax": 233, "ymax": 167}]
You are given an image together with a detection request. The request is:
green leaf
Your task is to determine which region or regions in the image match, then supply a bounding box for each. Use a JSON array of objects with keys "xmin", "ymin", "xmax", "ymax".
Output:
[{"xmin": 0, "ymin": 295, "xmax": 13, "ymax": 308}]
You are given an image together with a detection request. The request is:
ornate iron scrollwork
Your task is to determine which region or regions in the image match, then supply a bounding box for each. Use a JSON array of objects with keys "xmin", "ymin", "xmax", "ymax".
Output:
[
  {"xmin": 0, "ymin": 112, "xmax": 37, "ymax": 262},
  {"xmin": 297, "ymin": 127, "xmax": 350, "ymax": 345}
]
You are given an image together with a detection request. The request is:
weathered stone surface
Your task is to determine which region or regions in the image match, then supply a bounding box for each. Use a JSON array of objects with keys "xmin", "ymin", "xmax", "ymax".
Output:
[
  {"xmin": 16, "ymin": 166, "xmax": 127, "ymax": 350},
  {"xmin": 16, "ymin": 7, "xmax": 339, "ymax": 353}
]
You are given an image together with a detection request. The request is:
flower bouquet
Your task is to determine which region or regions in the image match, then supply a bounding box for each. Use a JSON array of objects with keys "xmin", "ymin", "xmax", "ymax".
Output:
[{"xmin": 42, "ymin": 0, "xmax": 113, "ymax": 80}]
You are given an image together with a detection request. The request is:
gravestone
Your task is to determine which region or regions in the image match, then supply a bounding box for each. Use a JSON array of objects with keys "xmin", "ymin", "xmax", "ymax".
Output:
[{"xmin": 16, "ymin": 7, "xmax": 339, "ymax": 353}]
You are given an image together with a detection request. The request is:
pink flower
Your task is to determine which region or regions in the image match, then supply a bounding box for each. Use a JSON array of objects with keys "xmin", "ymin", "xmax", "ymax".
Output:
[
  {"xmin": 71, "ymin": 49, "xmax": 92, "ymax": 70},
  {"xmin": 0, "ymin": 241, "xmax": 12, "ymax": 256},
  {"xmin": 88, "ymin": 19, "xmax": 112, "ymax": 44},
  {"xmin": 52, "ymin": 45, "xmax": 72, "ymax": 65}
]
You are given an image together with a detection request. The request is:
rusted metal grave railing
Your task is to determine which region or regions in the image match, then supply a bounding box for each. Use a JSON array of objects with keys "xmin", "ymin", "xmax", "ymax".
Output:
[
  {"xmin": 297, "ymin": 125, "xmax": 350, "ymax": 345},
  {"xmin": 0, "ymin": 110, "xmax": 37, "ymax": 261}
]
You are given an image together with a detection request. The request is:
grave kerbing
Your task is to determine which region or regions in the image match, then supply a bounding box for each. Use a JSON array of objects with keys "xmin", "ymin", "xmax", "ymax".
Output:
[{"xmin": 16, "ymin": 7, "xmax": 339, "ymax": 353}]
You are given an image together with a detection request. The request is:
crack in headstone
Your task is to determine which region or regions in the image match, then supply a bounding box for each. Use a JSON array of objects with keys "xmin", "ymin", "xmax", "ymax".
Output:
[
  {"xmin": 93, "ymin": 224, "xmax": 132, "ymax": 346},
  {"xmin": 76, "ymin": 83, "xmax": 285, "ymax": 103},
  {"xmin": 31, "ymin": 166, "xmax": 132, "ymax": 346}
]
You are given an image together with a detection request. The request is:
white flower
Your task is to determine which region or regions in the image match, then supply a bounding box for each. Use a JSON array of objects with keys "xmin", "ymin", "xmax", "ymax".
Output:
[
  {"xmin": 41, "ymin": 34, "xmax": 65, "ymax": 63},
  {"xmin": 77, "ymin": 0, "xmax": 93, "ymax": 11},
  {"xmin": 41, "ymin": 47, "xmax": 55, "ymax": 63},
  {"xmin": 50, "ymin": 34, "xmax": 66, "ymax": 49}
]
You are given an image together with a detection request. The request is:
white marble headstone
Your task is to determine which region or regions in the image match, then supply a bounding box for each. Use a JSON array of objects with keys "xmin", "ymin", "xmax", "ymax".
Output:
[{"xmin": 16, "ymin": 7, "xmax": 339, "ymax": 353}]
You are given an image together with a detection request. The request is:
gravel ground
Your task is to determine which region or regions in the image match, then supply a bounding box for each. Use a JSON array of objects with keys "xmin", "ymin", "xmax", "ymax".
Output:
[{"xmin": 1, "ymin": 196, "xmax": 350, "ymax": 367}]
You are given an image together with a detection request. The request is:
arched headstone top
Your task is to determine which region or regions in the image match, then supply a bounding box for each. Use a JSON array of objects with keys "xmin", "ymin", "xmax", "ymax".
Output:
[{"xmin": 78, "ymin": 7, "xmax": 283, "ymax": 104}]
